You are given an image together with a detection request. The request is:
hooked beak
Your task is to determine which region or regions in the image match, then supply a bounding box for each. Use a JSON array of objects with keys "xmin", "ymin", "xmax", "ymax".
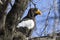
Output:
[{"xmin": 35, "ymin": 9, "xmax": 41, "ymax": 15}]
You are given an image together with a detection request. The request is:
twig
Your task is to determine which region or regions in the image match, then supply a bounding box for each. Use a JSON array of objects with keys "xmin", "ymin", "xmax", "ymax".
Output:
[{"xmin": 40, "ymin": 8, "xmax": 51, "ymax": 36}]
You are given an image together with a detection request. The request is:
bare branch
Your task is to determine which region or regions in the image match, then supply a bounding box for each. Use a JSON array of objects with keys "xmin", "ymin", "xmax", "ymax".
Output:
[{"xmin": 40, "ymin": 8, "xmax": 52, "ymax": 36}]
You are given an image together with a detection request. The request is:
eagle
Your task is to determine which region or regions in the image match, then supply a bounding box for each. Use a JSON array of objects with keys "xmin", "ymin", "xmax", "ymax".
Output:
[{"xmin": 16, "ymin": 8, "xmax": 41, "ymax": 37}]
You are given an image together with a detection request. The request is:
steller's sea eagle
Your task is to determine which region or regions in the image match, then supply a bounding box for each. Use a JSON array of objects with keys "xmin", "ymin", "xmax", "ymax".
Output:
[{"xmin": 16, "ymin": 8, "xmax": 41, "ymax": 37}]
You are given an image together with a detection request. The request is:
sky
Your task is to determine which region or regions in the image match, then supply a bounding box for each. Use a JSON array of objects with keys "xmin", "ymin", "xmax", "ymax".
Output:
[
  {"xmin": 25, "ymin": 0, "xmax": 60, "ymax": 37},
  {"xmin": 6, "ymin": 0, "xmax": 60, "ymax": 38}
]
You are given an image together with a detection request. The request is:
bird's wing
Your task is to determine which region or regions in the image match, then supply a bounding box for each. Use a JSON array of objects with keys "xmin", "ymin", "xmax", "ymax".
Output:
[{"xmin": 17, "ymin": 19, "xmax": 34, "ymax": 29}]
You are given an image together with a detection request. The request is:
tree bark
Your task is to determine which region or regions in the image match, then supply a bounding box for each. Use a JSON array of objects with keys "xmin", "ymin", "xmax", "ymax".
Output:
[
  {"xmin": 0, "ymin": 0, "xmax": 10, "ymax": 40},
  {"xmin": 4, "ymin": 0, "xmax": 28, "ymax": 40}
]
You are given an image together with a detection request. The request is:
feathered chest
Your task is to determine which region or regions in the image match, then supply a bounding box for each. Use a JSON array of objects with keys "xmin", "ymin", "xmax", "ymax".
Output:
[{"xmin": 17, "ymin": 19, "xmax": 35, "ymax": 29}]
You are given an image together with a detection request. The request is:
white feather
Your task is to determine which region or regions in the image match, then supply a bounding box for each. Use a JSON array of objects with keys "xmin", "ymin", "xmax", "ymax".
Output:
[{"xmin": 17, "ymin": 20, "xmax": 34, "ymax": 29}]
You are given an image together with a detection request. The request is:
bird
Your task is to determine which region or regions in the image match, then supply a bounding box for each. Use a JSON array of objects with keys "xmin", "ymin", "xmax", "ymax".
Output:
[{"xmin": 16, "ymin": 8, "xmax": 41, "ymax": 37}]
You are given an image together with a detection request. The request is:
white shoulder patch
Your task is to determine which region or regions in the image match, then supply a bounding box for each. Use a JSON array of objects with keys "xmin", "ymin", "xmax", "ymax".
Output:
[{"xmin": 17, "ymin": 20, "xmax": 34, "ymax": 29}]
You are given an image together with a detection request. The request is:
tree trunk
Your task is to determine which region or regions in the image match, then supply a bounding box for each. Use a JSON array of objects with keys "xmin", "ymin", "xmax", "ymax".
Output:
[{"xmin": 4, "ymin": 0, "xmax": 28, "ymax": 40}]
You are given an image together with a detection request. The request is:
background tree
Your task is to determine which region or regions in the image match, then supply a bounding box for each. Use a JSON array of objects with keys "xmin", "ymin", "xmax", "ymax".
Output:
[{"xmin": 0, "ymin": 0, "xmax": 28, "ymax": 40}]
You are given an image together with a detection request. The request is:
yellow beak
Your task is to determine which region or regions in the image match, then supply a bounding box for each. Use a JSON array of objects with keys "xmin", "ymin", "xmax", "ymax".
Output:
[{"xmin": 35, "ymin": 10, "xmax": 41, "ymax": 15}]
